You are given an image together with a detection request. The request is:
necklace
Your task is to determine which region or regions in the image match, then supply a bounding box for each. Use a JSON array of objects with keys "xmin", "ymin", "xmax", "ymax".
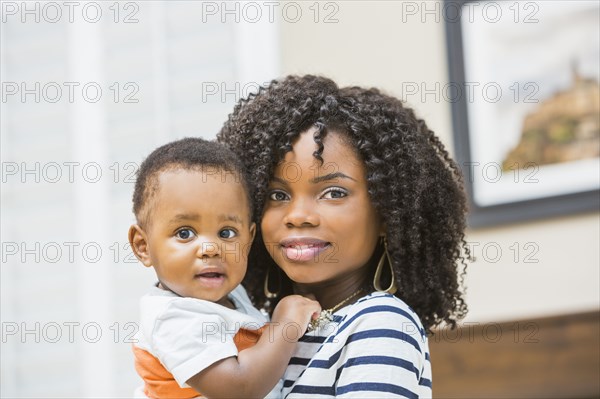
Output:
[{"xmin": 307, "ymin": 289, "xmax": 364, "ymax": 332}]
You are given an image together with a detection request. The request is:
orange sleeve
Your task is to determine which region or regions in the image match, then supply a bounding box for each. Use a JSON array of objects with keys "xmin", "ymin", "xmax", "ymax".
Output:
[
  {"xmin": 132, "ymin": 345, "xmax": 199, "ymax": 399},
  {"xmin": 133, "ymin": 327, "xmax": 265, "ymax": 399},
  {"xmin": 234, "ymin": 326, "xmax": 264, "ymax": 351}
]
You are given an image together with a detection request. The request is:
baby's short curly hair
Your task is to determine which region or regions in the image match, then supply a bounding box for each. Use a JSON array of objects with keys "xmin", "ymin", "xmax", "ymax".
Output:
[
  {"xmin": 218, "ymin": 75, "xmax": 469, "ymax": 331},
  {"xmin": 132, "ymin": 137, "xmax": 252, "ymax": 227}
]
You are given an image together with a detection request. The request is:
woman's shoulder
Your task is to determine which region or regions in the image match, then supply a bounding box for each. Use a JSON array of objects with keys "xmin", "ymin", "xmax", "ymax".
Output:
[{"xmin": 338, "ymin": 291, "xmax": 428, "ymax": 342}]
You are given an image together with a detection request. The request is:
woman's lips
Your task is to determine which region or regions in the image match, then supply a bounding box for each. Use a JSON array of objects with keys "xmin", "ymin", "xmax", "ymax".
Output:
[{"xmin": 279, "ymin": 238, "xmax": 331, "ymax": 262}]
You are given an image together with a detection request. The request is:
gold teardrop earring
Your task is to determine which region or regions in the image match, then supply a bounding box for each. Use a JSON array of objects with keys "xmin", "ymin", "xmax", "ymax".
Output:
[
  {"xmin": 263, "ymin": 265, "xmax": 281, "ymax": 299},
  {"xmin": 261, "ymin": 265, "xmax": 281, "ymax": 315},
  {"xmin": 373, "ymin": 236, "xmax": 398, "ymax": 294}
]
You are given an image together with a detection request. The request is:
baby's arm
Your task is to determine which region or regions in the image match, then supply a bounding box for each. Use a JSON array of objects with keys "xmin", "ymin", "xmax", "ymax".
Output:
[{"xmin": 186, "ymin": 295, "xmax": 320, "ymax": 399}]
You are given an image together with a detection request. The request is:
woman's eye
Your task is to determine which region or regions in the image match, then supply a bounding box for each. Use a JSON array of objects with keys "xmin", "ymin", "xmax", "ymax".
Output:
[
  {"xmin": 321, "ymin": 188, "xmax": 348, "ymax": 199},
  {"xmin": 219, "ymin": 229, "xmax": 237, "ymax": 239},
  {"xmin": 176, "ymin": 229, "xmax": 196, "ymax": 240},
  {"xmin": 269, "ymin": 190, "xmax": 289, "ymax": 201}
]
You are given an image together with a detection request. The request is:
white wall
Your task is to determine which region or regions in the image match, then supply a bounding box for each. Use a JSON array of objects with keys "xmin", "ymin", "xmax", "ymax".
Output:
[{"xmin": 0, "ymin": 2, "xmax": 278, "ymax": 396}]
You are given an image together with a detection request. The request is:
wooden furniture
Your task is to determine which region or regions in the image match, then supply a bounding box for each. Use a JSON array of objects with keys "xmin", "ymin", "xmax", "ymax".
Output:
[{"xmin": 429, "ymin": 311, "xmax": 600, "ymax": 398}]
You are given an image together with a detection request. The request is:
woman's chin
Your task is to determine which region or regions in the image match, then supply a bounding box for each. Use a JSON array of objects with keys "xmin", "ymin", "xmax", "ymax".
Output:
[{"xmin": 279, "ymin": 265, "xmax": 330, "ymax": 285}]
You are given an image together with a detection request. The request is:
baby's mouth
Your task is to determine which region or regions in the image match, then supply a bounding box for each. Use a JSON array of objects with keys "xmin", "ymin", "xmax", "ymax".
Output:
[
  {"xmin": 195, "ymin": 272, "xmax": 225, "ymax": 279},
  {"xmin": 194, "ymin": 270, "xmax": 226, "ymax": 288}
]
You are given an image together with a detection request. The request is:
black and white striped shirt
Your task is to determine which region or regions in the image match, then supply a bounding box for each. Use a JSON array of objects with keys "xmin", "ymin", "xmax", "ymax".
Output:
[{"xmin": 282, "ymin": 292, "xmax": 432, "ymax": 398}]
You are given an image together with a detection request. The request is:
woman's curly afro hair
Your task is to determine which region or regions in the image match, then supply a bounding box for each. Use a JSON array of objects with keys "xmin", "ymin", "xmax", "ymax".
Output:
[{"xmin": 218, "ymin": 75, "xmax": 469, "ymax": 331}]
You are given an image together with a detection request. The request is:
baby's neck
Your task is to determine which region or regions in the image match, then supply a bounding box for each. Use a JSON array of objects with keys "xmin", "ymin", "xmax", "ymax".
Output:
[
  {"xmin": 216, "ymin": 296, "xmax": 236, "ymax": 309},
  {"xmin": 157, "ymin": 281, "xmax": 236, "ymax": 309}
]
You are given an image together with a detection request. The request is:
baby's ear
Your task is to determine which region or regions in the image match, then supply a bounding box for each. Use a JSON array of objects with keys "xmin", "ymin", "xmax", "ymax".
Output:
[
  {"xmin": 249, "ymin": 222, "xmax": 256, "ymax": 243},
  {"xmin": 128, "ymin": 225, "xmax": 152, "ymax": 267}
]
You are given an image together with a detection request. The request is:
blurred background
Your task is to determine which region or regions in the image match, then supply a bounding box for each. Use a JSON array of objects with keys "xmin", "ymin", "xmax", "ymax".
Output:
[{"xmin": 1, "ymin": 1, "xmax": 598, "ymax": 397}]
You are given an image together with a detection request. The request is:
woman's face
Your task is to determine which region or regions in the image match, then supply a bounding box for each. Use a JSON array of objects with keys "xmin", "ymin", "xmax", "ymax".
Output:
[{"xmin": 261, "ymin": 128, "xmax": 383, "ymax": 285}]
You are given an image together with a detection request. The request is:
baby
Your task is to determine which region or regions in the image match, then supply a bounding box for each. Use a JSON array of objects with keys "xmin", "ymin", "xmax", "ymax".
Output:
[{"xmin": 128, "ymin": 137, "xmax": 320, "ymax": 398}]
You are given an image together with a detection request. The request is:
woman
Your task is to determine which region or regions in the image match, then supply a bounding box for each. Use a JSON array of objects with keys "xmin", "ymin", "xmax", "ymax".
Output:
[{"xmin": 217, "ymin": 74, "xmax": 469, "ymax": 397}]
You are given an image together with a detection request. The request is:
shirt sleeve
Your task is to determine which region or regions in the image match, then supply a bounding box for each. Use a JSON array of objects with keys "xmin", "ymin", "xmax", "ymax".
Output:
[
  {"xmin": 149, "ymin": 299, "xmax": 239, "ymax": 388},
  {"xmin": 334, "ymin": 300, "xmax": 431, "ymax": 398}
]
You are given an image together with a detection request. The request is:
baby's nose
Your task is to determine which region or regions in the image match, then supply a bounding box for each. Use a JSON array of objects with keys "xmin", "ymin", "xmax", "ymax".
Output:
[{"xmin": 197, "ymin": 241, "xmax": 220, "ymax": 258}]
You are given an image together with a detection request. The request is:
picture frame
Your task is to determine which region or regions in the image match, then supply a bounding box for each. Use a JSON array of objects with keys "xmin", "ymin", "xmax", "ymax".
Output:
[{"xmin": 444, "ymin": 0, "xmax": 600, "ymax": 228}]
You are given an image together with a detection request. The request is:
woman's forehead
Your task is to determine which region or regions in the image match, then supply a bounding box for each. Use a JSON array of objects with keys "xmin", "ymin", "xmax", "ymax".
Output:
[{"xmin": 274, "ymin": 129, "xmax": 365, "ymax": 177}]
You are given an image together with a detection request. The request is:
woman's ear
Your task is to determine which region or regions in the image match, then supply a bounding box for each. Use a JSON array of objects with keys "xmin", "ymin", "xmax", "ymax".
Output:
[
  {"xmin": 128, "ymin": 224, "xmax": 152, "ymax": 267},
  {"xmin": 379, "ymin": 222, "xmax": 387, "ymax": 237}
]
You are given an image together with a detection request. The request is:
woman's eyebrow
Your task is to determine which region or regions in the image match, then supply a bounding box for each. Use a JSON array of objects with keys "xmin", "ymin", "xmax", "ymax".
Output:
[
  {"xmin": 271, "ymin": 176, "xmax": 287, "ymax": 185},
  {"xmin": 310, "ymin": 172, "xmax": 356, "ymax": 184},
  {"xmin": 271, "ymin": 172, "xmax": 357, "ymax": 185}
]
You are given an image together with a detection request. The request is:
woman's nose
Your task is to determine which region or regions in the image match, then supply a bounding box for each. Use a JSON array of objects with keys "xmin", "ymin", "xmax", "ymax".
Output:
[{"xmin": 283, "ymin": 199, "xmax": 320, "ymax": 228}]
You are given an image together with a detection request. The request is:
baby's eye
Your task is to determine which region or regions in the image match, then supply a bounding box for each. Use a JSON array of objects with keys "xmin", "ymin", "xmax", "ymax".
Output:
[
  {"xmin": 321, "ymin": 188, "xmax": 348, "ymax": 199},
  {"xmin": 219, "ymin": 228, "xmax": 237, "ymax": 239},
  {"xmin": 269, "ymin": 190, "xmax": 290, "ymax": 201},
  {"xmin": 176, "ymin": 229, "xmax": 196, "ymax": 240}
]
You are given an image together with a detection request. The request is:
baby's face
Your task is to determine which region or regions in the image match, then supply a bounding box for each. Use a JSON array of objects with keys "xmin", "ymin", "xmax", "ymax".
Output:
[{"xmin": 144, "ymin": 168, "xmax": 255, "ymax": 306}]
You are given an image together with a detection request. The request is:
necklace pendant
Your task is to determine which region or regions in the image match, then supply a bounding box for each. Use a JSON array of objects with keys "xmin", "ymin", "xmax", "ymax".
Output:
[
  {"xmin": 307, "ymin": 309, "xmax": 334, "ymax": 333},
  {"xmin": 305, "ymin": 290, "xmax": 365, "ymax": 333}
]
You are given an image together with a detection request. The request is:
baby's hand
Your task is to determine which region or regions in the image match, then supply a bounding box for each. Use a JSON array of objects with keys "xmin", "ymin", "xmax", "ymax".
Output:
[{"xmin": 271, "ymin": 295, "xmax": 321, "ymax": 337}]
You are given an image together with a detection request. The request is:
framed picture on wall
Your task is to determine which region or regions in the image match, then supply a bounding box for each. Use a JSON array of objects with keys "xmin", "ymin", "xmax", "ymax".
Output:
[{"xmin": 445, "ymin": 0, "xmax": 600, "ymax": 227}]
